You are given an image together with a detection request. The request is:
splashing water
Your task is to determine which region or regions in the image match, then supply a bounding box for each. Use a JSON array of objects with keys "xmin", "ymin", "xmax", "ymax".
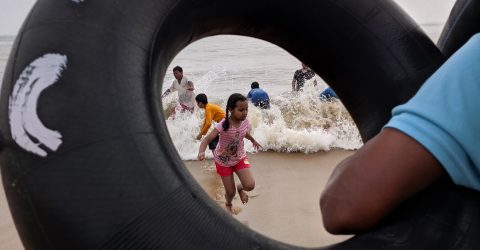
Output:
[{"xmin": 164, "ymin": 76, "xmax": 362, "ymax": 160}]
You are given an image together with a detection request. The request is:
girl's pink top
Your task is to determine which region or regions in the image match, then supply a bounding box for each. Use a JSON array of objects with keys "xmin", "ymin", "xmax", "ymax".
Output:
[{"xmin": 213, "ymin": 118, "xmax": 250, "ymax": 167}]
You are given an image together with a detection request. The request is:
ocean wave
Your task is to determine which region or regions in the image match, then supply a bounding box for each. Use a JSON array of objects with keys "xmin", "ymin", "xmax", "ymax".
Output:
[{"xmin": 164, "ymin": 84, "xmax": 362, "ymax": 160}]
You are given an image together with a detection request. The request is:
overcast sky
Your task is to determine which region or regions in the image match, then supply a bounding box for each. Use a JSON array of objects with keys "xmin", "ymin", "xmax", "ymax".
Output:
[
  {"xmin": 0, "ymin": 0, "xmax": 457, "ymax": 35},
  {"xmin": 0, "ymin": 0, "xmax": 36, "ymax": 35}
]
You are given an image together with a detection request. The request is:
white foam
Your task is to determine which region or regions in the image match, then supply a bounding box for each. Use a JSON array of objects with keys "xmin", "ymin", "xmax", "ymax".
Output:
[{"xmin": 164, "ymin": 81, "xmax": 362, "ymax": 161}]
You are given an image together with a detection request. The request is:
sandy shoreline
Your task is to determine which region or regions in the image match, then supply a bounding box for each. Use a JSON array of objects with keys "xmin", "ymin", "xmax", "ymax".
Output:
[
  {"xmin": 0, "ymin": 150, "xmax": 353, "ymax": 249},
  {"xmin": 184, "ymin": 150, "xmax": 354, "ymax": 247},
  {"xmin": 0, "ymin": 177, "xmax": 23, "ymax": 250}
]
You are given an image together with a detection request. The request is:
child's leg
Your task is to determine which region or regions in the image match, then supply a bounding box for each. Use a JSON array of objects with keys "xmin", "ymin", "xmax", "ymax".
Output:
[
  {"xmin": 235, "ymin": 168, "xmax": 255, "ymax": 204},
  {"xmin": 220, "ymin": 174, "xmax": 236, "ymax": 213},
  {"xmin": 215, "ymin": 162, "xmax": 237, "ymax": 213}
]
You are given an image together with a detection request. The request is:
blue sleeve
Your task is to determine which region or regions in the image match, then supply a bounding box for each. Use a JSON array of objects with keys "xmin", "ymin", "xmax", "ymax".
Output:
[
  {"xmin": 385, "ymin": 33, "xmax": 480, "ymax": 191},
  {"xmin": 320, "ymin": 87, "xmax": 338, "ymax": 99}
]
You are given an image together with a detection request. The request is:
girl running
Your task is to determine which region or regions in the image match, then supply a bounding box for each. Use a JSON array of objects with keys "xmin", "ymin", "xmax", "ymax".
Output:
[{"xmin": 198, "ymin": 93, "xmax": 262, "ymax": 214}]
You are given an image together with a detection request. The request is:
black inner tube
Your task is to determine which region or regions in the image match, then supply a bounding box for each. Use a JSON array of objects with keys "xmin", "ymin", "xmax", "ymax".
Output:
[{"xmin": 438, "ymin": 0, "xmax": 480, "ymax": 57}]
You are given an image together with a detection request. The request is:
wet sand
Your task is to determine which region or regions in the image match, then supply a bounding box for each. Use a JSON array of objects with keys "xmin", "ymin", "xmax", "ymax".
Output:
[
  {"xmin": 0, "ymin": 177, "xmax": 23, "ymax": 250},
  {"xmin": 183, "ymin": 150, "xmax": 354, "ymax": 247},
  {"xmin": 0, "ymin": 150, "xmax": 353, "ymax": 249}
]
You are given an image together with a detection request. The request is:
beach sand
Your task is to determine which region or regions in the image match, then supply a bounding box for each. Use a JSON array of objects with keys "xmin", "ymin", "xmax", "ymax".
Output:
[
  {"xmin": 0, "ymin": 177, "xmax": 23, "ymax": 250},
  {"xmin": 0, "ymin": 150, "xmax": 353, "ymax": 249},
  {"xmin": 184, "ymin": 150, "xmax": 354, "ymax": 247}
]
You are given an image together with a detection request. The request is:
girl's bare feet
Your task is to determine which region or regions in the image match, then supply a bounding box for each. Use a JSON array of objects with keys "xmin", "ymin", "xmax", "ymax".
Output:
[
  {"xmin": 225, "ymin": 203, "xmax": 234, "ymax": 214},
  {"xmin": 237, "ymin": 187, "xmax": 249, "ymax": 204}
]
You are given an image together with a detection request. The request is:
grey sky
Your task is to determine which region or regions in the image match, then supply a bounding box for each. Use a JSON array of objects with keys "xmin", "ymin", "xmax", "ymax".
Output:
[
  {"xmin": 0, "ymin": 0, "xmax": 36, "ymax": 35},
  {"xmin": 0, "ymin": 0, "xmax": 457, "ymax": 35},
  {"xmin": 395, "ymin": 0, "xmax": 456, "ymax": 24}
]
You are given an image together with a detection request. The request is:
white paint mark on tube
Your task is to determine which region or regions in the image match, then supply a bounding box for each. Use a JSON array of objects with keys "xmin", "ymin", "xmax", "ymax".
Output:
[{"xmin": 9, "ymin": 53, "xmax": 67, "ymax": 157}]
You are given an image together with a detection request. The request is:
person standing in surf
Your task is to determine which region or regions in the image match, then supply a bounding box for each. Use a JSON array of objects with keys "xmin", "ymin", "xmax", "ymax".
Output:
[
  {"xmin": 197, "ymin": 93, "xmax": 262, "ymax": 214},
  {"xmin": 292, "ymin": 62, "xmax": 317, "ymax": 91},
  {"xmin": 162, "ymin": 65, "xmax": 195, "ymax": 115}
]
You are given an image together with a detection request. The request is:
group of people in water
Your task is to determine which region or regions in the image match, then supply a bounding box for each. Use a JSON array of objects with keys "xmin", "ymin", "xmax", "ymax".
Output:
[
  {"xmin": 162, "ymin": 63, "xmax": 337, "ymax": 214},
  {"xmin": 162, "ymin": 63, "xmax": 338, "ymax": 116}
]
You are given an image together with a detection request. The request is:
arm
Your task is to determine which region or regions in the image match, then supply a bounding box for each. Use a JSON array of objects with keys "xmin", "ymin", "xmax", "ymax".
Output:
[
  {"xmin": 245, "ymin": 131, "xmax": 262, "ymax": 151},
  {"xmin": 320, "ymin": 128, "xmax": 445, "ymax": 234},
  {"xmin": 198, "ymin": 128, "xmax": 220, "ymax": 160},
  {"xmin": 292, "ymin": 70, "xmax": 300, "ymax": 91},
  {"xmin": 162, "ymin": 81, "xmax": 174, "ymax": 97},
  {"xmin": 187, "ymin": 80, "xmax": 194, "ymax": 91},
  {"xmin": 197, "ymin": 109, "xmax": 212, "ymax": 140},
  {"xmin": 161, "ymin": 89, "xmax": 171, "ymax": 97}
]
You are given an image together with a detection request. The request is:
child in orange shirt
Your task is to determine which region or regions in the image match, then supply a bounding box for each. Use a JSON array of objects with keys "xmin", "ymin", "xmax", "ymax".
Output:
[{"xmin": 195, "ymin": 94, "xmax": 226, "ymax": 150}]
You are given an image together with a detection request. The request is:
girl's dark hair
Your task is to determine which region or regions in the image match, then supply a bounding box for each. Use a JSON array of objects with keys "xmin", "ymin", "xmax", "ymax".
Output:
[
  {"xmin": 223, "ymin": 93, "xmax": 247, "ymax": 131},
  {"xmin": 195, "ymin": 93, "xmax": 208, "ymax": 105}
]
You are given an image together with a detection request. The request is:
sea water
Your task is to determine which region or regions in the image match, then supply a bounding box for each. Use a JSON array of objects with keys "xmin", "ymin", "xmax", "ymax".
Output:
[{"xmin": 0, "ymin": 23, "xmax": 444, "ymax": 160}]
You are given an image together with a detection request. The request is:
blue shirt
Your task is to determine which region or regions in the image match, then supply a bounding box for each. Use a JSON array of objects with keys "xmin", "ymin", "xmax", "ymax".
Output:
[
  {"xmin": 320, "ymin": 87, "xmax": 338, "ymax": 100},
  {"xmin": 386, "ymin": 33, "xmax": 480, "ymax": 191},
  {"xmin": 247, "ymin": 88, "xmax": 270, "ymax": 108}
]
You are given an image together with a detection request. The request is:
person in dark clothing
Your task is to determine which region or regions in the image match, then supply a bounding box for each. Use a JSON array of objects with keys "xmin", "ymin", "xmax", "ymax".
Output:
[{"xmin": 292, "ymin": 63, "xmax": 317, "ymax": 91}]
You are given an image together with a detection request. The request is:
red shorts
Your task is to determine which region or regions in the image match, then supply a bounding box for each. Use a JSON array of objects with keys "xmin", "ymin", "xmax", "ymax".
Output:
[{"xmin": 215, "ymin": 157, "xmax": 251, "ymax": 177}]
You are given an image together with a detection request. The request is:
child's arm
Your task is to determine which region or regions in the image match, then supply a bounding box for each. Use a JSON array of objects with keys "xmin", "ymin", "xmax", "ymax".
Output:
[
  {"xmin": 197, "ymin": 109, "xmax": 212, "ymax": 140},
  {"xmin": 197, "ymin": 128, "xmax": 220, "ymax": 161},
  {"xmin": 245, "ymin": 131, "xmax": 262, "ymax": 151}
]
